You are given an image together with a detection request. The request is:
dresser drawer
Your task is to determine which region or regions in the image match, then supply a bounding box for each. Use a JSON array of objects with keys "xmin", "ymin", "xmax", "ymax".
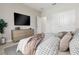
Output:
[{"xmin": 11, "ymin": 29, "xmax": 34, "ymax": 42}]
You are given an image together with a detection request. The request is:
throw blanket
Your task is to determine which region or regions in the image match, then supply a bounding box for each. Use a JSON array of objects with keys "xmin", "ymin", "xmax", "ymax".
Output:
[
  {"xmin": 24, "ymin": 33, "xmax": 44, "ymax": 55},
  {"xmin": 23, "ymin": 33, "xmax": 45, "ymax": 55}
]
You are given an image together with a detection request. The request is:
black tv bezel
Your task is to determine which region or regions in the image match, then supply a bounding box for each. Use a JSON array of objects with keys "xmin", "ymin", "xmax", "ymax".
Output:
[{"xmin": 14, "ymin": 12, "xmax": 30, "ymax": 26}]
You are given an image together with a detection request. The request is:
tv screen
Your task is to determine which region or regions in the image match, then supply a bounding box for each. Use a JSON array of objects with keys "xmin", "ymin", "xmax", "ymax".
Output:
[{"xmin": 14, "ymin": 12, "xmax": 30, "ymax": 26}]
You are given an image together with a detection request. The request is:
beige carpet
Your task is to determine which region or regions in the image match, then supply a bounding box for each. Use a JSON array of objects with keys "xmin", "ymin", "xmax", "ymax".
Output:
[{"xmin": 4, "ymin": 45, "xmax": 22, "ymax": 55}]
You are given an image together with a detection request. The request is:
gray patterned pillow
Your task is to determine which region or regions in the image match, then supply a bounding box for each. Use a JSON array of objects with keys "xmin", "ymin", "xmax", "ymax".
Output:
[{"xmin": 57, "ymin": 32, "xmax": 67, "ymax": 39}]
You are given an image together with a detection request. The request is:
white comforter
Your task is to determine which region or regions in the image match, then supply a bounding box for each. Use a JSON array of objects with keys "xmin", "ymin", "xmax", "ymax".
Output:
[
  {"xmin": 16, "ymin": 33, "xmax": 60, "ymax": 55},
  {"xmin": 16, "ymin": 37, "xmax": 32, "ymax": 54}
]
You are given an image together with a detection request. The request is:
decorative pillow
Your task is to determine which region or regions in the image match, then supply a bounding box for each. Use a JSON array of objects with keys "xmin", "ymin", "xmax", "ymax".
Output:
[
  {"xmin": 57, "ymin": 32, "xmax": 67, "ymax": 39},
  {"xmin": 60, "ymin": 32, "xmax": 72, "ymax": 52}
]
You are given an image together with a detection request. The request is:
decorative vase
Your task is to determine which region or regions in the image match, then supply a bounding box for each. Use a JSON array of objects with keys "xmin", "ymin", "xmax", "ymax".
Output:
[
  {"xmin": 0, "ymin": 37, "xmax": 6, "ymax": 45},
  {"xmin": 0, "ymin": 33, "xmax": 6, "ymax": 45}
]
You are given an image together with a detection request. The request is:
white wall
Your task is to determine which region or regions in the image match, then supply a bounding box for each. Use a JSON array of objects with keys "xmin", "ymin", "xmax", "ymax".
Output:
[
  {"xmin": 41, "ymin": 3, "xmax": 79, "ymax": 33},
  {"xmin": 0, "ymin": 3, "xmax": 40, "ymax": 42}
]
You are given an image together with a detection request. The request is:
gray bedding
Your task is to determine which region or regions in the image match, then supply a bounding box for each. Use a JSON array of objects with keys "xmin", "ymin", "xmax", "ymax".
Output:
[
  {"xmin": 69, "ymin": 30, "xmax": 79, "ymax": 55},
  {"xmin": 35, "ymin": 33, "xmax": 60, "ymax": 55}
]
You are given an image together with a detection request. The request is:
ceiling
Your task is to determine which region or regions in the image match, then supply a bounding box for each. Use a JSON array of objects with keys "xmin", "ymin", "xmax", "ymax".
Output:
[
  {"xmin": 24, "ymin": 3, "xmax": 79, "ymax": 12},
  {"xmin": 24, "ymin": 3, "xmax": 56, "ymax": 12}
]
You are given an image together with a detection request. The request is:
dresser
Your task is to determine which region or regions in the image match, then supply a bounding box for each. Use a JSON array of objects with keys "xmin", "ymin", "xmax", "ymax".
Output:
[{"xmin": 11, "ymin": 29, "xmax": 34, "ymax": 42}]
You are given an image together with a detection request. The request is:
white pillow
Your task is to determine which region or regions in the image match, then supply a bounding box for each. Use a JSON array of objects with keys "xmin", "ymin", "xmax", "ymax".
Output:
[
  {"xmin": 35, "ymin": 34, "xmax": 60, "ymax": 55},
  {"xmin": 60, "ymin": 32, "xmax": 72, "ymax": 51}
]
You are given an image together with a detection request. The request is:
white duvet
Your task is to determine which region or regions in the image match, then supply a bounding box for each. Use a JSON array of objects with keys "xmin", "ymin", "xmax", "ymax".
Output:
[
  {"xmin": 16, "ymin": 33, "xmax": 60, "ymax": 55},
  {"xmin": 16, "ymin": 37, "xmax": 32, "ymax": 54}
]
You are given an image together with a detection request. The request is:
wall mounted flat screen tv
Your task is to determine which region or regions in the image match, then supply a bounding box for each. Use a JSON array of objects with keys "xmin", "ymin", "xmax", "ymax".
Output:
[{"xmin": 14, "ymin": 12, "xmax": 30, "ymax": 26}]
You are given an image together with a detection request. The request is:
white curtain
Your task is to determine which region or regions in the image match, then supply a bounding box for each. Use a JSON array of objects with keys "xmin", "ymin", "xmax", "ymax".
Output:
[{"xmin": 46, "ymin": 10, "xmax": 76, "ymax": 33}]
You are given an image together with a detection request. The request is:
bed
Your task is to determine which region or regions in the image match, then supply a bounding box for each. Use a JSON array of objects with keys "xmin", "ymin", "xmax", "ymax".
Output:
[
  {"xmin": 16, "ymin": 33, "xmax": 60, "ymax": 55},
  {"xmin": 17, "ymin": 30, "xmax": 79, "ymax": 55}
]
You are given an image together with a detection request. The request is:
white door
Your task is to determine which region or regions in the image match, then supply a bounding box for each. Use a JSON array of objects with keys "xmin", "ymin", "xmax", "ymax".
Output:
[
  {"xmin": 36, "ymin": 16, "xmax": 47, "ymax": 33},
  {"xmin": 36, "ymin": 16, "xmax": 42, "ymax": 33}
]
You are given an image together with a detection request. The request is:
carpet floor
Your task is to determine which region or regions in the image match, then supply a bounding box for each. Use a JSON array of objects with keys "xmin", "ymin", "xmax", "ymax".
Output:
[{"xmin": 4, "ymin": 45, "xmax": 22, "ymax": 55}]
